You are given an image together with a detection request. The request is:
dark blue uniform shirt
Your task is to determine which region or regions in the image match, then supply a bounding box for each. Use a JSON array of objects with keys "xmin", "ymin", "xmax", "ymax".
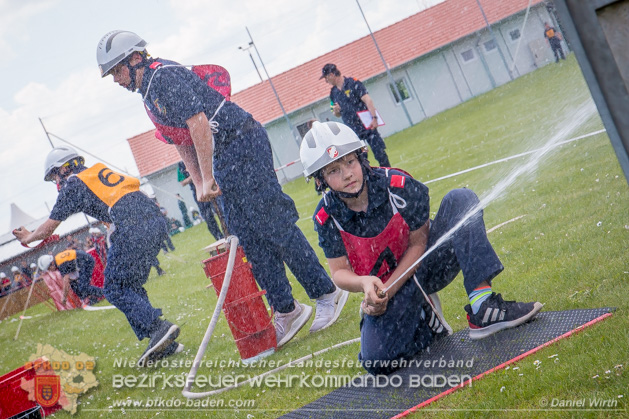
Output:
[
  {"xmin": 330, "ymin": 77, "xmax": 370, "ymax": 136},
  {"xmin": 139, "ymin": 58, "xmax": 254, "ymax": 153},
  {"xmin": 57, "ymin": 250, "xmax": 92, "ymax": 276},
  {"xmin": 314, "ymin": 168, "xmax": 430, "ymax": 259}
]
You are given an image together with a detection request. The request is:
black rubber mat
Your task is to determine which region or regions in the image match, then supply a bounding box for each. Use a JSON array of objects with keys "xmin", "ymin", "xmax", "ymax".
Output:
[{"xmin": 282, "ymin": 308, "xmax": 614, "ymax": 419}]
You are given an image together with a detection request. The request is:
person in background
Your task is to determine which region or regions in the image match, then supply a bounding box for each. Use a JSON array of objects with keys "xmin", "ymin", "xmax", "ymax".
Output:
[
  {"xmin": 543, "ymin": 22, "xmax": 565, "ymax": 63},
  {"xmin": 320, "ymin": 63, "xmax": 390, "ymax": 168},
  {"xmin": 156, "ymin": 205, "xmax": 176, "ymax": 253},
  {"xmin": 175, "ymin": 193, "xmax": 193, "ymax": 229},
  {"xmin": 0, "ymin": 273, "xmax": 10, "ymax": 295},
  {"xmin": 11, "ymin": 266, "xmax": 25, "ymax": 289},
  {"xmin": 37, "ymin": 255, "xmax": 82, "ymax": 311},
  {"xmin": 20, "ymin": 261, "xmax": 33, "ymax": 285},
  {"xmin": 29, "ymin": 263, "xmax": 39, "ymax": 281}
]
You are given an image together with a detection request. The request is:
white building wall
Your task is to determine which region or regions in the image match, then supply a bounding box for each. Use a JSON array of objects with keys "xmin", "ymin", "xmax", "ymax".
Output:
[
  {"xmin": 145, "ymin": 5, "xmax": 564, "ymax": 189},
  {"xmin": 147, "ymin": 166, "xmax": 198, "ymax": 226}
]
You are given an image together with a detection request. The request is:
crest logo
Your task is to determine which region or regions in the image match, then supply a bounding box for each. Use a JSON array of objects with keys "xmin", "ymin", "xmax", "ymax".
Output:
[
  {"xmin": 326, "ymin": 146, "xmax": 339, "ymax": 159},
  {"xmin": 154, "ymin": 98, "xmax": 166, "ymax": 115},
  {"xmin": 35, "ymin": 375, "xmax": 61, "ymax": 407}
]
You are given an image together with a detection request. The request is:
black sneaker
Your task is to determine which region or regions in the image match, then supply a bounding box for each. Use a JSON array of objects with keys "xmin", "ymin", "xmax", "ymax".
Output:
[
  {"xmin": 145, "ymin": 341, "xmax": 184, "ymax": 365},
  {"xmin": 465, "ymin": 293, "xmax": 543, "ymax": 340},
  {"xmin": 138, "ymin": 320, "xmax": 180, "ymax": 367}
]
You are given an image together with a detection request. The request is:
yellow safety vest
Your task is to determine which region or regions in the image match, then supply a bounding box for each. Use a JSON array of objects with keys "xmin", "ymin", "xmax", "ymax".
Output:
[
  {"xmin": 55, "ymin": 249, "xmax": 77, "ymax": 266},
  {"xmin": 75, "ymin": 163, "xmax": 140, "ymax": 208}
]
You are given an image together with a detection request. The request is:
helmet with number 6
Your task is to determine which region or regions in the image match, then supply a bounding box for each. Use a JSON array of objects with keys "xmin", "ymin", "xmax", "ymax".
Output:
[
  {"xmin": 299, "ymin": 121, "xmax": 365, "ymax": 178},
  {"xmin": 44, "ymin": 146, "xmax": 85, "ymax": 182}
]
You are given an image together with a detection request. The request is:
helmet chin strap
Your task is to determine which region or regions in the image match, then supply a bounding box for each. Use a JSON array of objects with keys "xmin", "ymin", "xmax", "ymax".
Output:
[
  {"xmin": 125, "ymin": 59, "xmax": 146, "ymax": 92},
  {"xmin": 55, "ymin": 162, "xmax": 85, "ymax": 190}
]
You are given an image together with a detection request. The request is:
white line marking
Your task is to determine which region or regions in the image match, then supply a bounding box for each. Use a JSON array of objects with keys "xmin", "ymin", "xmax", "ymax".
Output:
[
  {"xmin": 424, "ymin": 129, "xmax": 605, "ymax": 184},
  {"xmin": 83, "ymin": 305, "xmax": 116, "ymax": 311},
  {"xmin": 487, "ymin": 215, "xmax": 527, "ymax": 234}
]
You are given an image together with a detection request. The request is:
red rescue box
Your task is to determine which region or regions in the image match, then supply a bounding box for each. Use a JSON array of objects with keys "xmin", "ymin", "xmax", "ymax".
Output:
[{"xmin": 0, "ymin": 359, "xmax": 62, "ymax": 418}]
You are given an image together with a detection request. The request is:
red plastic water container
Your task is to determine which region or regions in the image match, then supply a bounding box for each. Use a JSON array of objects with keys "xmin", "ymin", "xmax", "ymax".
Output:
[{"xmin": 202, "ymin": 245, "xmax": 276, "ymax": 362}]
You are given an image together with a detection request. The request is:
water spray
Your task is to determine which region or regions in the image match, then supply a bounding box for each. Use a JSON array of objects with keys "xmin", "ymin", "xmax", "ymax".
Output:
[{"xmin": 383, "ymin": 100, "xmax": 597, "ymax": 295}]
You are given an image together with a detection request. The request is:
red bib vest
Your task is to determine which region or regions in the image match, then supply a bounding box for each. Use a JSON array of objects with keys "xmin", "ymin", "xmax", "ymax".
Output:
[
  {"xmin": 318, "ymin": 170, "xmax": 411, "ymax": 283},
  {"xmin": 144, "ymin": 63, "xmax": 231, "ymax": 146}
]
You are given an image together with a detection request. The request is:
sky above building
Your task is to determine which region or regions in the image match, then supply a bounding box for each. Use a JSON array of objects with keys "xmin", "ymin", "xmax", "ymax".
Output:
[{"xmin": 0, "ymin": 0, "xmax": 443, "ymax": 233}]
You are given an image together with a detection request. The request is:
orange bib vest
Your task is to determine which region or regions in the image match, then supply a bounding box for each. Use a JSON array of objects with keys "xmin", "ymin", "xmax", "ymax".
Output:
[{"xmin": 74, "ymin": 163, "xmax": 140, "ymax": 208}]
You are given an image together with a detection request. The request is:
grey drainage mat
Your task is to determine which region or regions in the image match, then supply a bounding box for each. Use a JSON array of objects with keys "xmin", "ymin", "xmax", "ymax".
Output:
[{"xmin": 281, "ymin": 307, "xmax": 614, "ymax": 419}]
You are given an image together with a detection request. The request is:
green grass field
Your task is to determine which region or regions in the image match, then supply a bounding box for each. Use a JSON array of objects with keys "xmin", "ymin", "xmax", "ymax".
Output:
[{"xmin": 1, "ymin": 55, "xmax": 627, "ymax": 418}]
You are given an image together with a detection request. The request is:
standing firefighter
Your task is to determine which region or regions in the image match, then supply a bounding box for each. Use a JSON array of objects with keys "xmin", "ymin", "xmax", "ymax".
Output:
[
  {"xmin": 320, "ymin": 63, "xmax": 391, "ymax": 168},
  {"xmin": 13, "ymin": 146, "xmax": 181, "ymax": 366},
  {"xmin": 300, "ymin": 121, "xmax": 543, "ymax": 375},
  {"xmin": 97, "ymin": 30, "xmax": 349, "ymax": 347},
  {"xmin": 544, "ymin": 22, "xmax": 565, "ymax": 63}
]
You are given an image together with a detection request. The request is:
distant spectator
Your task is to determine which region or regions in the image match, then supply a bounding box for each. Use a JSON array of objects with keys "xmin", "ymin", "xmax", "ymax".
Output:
[
  {"xmin": 66, "ymin": 235, "xmax": 80, "ymax": 250},
  {"xmin": 11, "ymin": 266, "xmax": 26, "ymax": 289},
  {"xmin": 21, "ymin": 261, "xmax": 33, "ymax": 283},
  {"xmin": 544, "ymin": 22, "xmax": 565, "ymax": 63},
  {"xmin": 169, "ymin": 218, "xmax": 183, "ymax": 236},
  {"xmin": 29, "ymin": 263, "xmax": 39, "ymax": 281},
  {"xmin": 157, "ymin": 206, "xmax": 176, "ymax": 252},
  {"xmin": 0, "ymin": 273, "xmax": 10, "ymax": 294},
  {"xmin": 176, "ymin": 194, "xmax": 193, "ymax": 229}
]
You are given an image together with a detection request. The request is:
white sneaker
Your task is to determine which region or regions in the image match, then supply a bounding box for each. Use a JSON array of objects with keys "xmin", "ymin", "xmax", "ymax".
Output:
[
  {"xmin": 309, "ymin": 287, "xmax": 349, "ymax": 333},
  {"xmin": 275, "ymin": 300, "xmax": 312, "ymax": 347},
  {"xmin": 429, "ymin": 292, "xmax": 453, "ymax": 335}
]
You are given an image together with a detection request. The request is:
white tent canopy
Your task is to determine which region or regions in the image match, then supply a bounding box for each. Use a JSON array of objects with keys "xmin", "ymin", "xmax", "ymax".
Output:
[{"xmin": 9, "ymin": 203, "xmax": 37, "ymax": 231}]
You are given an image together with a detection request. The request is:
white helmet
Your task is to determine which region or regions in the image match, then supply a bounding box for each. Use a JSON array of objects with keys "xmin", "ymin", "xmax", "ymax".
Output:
[
  {"xmin": 37, "ymin": 255, "xmax": 54, "ymax": 272},
  {"xmin": 30, "ymin": 263, "xmax": 37, "ymax": 269},
  {"xmin": 97, "ymin": 30, "xmax": 147, "ymax": 77},
  {"xmin": 44, "ymin": 146, "xmax": 84, "ymax": 181},
  {"xmin": 299, "ymin": 121, "xmax": 365, "ymax": 178},
  {"xmin": 0, "ymin": 273, "xmax": 6, "ymax": 279},
  {"xmin": 11, "ymin": 266, "xmax": 19, "ymax": 273}
]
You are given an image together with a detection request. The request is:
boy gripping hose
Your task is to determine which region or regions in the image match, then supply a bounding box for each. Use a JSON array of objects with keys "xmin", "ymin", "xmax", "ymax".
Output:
[{"xmin": 300, "ymin": 121, "xmax": 542, "ymax": 375}]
